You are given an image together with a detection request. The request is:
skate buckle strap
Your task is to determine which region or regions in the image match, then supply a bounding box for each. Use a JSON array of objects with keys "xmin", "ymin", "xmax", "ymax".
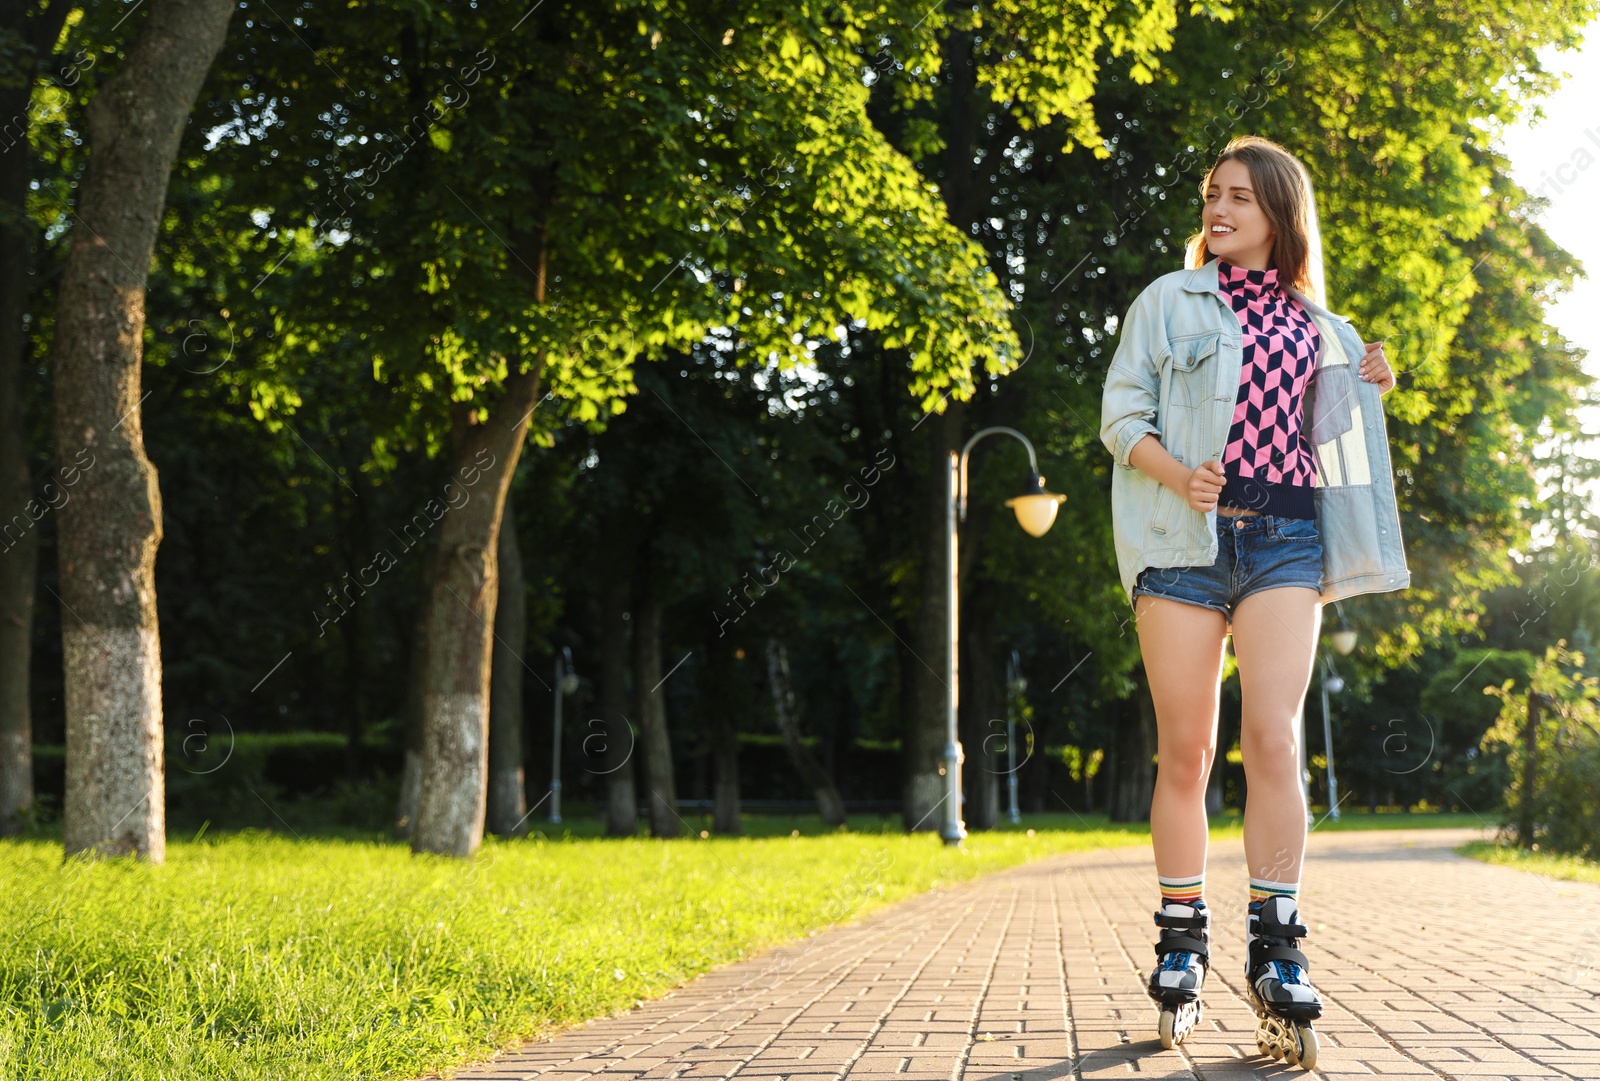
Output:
[
  {"xmin": 1154, "ymin": 934, "xmax": 1210, "ymax": 963},
  {"xmin": 1152, "ymin": 910, "xmax": 1209, "ymax": 931},
  {"xmin": 1255, "ymin": 917, "xmax": 1308, "ymax": 938},
  {"xmin": 1249, "ymin": 942, "xmax": 1309, "ymax": 970}
]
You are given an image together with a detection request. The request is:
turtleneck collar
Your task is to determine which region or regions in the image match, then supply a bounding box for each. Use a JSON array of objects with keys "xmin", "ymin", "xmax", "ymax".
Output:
[{"xmin": 1217, "ymin": 257, "xmax": 1280, "ymax": 297}]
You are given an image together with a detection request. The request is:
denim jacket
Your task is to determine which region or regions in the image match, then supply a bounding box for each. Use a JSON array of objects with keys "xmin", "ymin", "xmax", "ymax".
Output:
[{"xmin": 1098, "ymin": 256, "xmax": 1411, "ymax": 609}]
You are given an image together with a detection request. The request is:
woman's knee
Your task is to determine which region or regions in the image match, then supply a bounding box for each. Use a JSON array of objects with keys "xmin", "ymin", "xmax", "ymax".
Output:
[
  {"xmin": 1158, "ymin": 732, "xmax": 1217, "ymax": 789},
  {"xmin": 1241, "ymin": 722, "xmax": 1300, "ymax": 779}
]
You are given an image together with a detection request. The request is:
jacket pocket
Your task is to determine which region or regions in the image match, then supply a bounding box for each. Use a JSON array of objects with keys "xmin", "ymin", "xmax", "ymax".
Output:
[
  {"xmin": 1316, "ymin": 484, "xmax": 1383, "ymax": 579},
  {"xmin": 1166, "ymin": 332, "xmax": 1219, "ymax": 411},
  {"xmin": 1307, "ymin": 363, "xmax": 1357, "ymax": 444},
  {"xmin": 1148, "ymin": 483, "xmax": 1174, "ymax": 537}
]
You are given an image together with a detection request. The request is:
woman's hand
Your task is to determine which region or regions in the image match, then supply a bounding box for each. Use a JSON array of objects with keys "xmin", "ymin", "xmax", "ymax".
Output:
[
  {"xmin": 1185, "ymin": 460, "xmax": 1225, "ymax": 512},
  {"xmin": 1360, "ymin": 341, "xmax": 1396, "ymax": 395}
]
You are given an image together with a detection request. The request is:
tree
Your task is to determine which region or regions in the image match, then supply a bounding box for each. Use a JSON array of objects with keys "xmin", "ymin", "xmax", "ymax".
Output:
[
  {"xmin": 839, "ymin": 0, "xmax": 1190, "ymax": 830},
  {"xmin": 51, "ymin": 0, "xmax": 235, "ymax": 860},
  {"xmin": 1418, "ymin": 647, "xmax": 1536, "ymax": 809},
  {"xmin": 192, "ymin": 2, "xmax": 1024, "ymax": 855},
  {"xmin": 410, "ymin": 371, "xmax": 542, "ymax": 855},
  {"xmin": 9, "ymin": 0, "xmax": 1584, "ymax": 848},
  {"xmin": 631, "ymin": 537, "xmax": 678, "ymax": 837},
  {"xmin": 1482, "ymin": 641, "xmax": 1600, "ymax": 856},
  {"xmin": 0, "ymin": 0, "xmax": 75, "ymax": 835},
  {"xmin": 766, "ymin": 637, "xmax": 847, "ymax": 826},
  {"xmin": 595, "ymin": 557, "xmax": 637, "ymax": 837},
  {"xmin": 1108, "ymin": 670, "xmax": 1158, "ymax": 822},
  {"xmin": 698, "ymin": 635, "xmax": 748, "ymax": 835},
  {"xmin": 486, "ymin": 492, "xmax": 528, "ymax": 837},
  {"xmin": 927, "ymin": 0, "xmax": 1599, "ymax": 814},
  {"xmin": 565, "ymin": 356, "xmax": 779, "ymax": 837},
  {"xmin": 393, "ymin": 608, "xmax": 429, "ymax": 837}
]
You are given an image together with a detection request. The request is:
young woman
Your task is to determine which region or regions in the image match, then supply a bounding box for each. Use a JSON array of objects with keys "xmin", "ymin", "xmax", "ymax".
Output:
[{"xmin": 1098, "ymin": 134, "xmax": 1406, "ymax": 1067}]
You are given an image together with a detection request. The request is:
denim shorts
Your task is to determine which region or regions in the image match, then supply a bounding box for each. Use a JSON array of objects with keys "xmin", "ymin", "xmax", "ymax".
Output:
[{"xmin": 1131, "ymin": 513, "xmax": 1323, "ymax": 622}]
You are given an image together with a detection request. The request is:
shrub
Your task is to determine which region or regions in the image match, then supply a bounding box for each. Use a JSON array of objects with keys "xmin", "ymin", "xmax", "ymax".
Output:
[{"xmin": 1481, "ymin": 641, "xmax": 1600, "ymax": 857}]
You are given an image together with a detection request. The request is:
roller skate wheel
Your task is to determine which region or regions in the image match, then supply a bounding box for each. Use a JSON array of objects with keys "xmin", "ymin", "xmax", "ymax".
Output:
[
  {"xmin": 1294, "ymin": 1023, "xmax": 1319, "ymax": 1071},
  {"xmin": 1158, "ymin": 1009, "xmax": 1176, "ymax": 1049}
]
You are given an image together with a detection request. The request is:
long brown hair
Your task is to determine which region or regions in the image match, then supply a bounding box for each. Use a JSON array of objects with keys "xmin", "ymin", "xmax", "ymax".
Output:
[{"xmin": 1184, "ymin": 135, "xmax": 1321, "ymax": 304}]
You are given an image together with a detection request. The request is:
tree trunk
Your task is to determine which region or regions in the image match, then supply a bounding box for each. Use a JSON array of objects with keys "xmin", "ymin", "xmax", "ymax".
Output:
[
  {"xmin": 1206, "ymin": 700, "xmax": 1235, "ymax": 816},
  {"xmin": 52, "ymin": 0, "xmax": 236, "ymax": 861},
  {"xmin": 1109, "ymin": 672, "xmax": 1158, "ymax": 823},
  {"xmin": 338, "ymin": 468, "xmax": 374, "ymax": 779},
  {"xmin": 486, "ymin": 492, "xmax": 527, "ymax": 837},
  {"xmin": 900, "ymin": 17, "xmax": 984, "ymax": 834},
  {"xmin": 0, "ymin": 62, "xmax": 34, "ymax": 834},
  {"xmin": 904, "ymin": 407, "xmax": 961, "ymax": 831},
  {"xmin": 958, "ymin": 585, "xmax": 1003, "ymax": 831},
  {"xmin": 765, "ymin": 638, "xmax": 846, "ymax": 827},
  {"xmin": 691, "ymin": 741, "xmax": 707, "ymax": 800},
  {"xmin": 1205, "ymin": 761, "xmax": 1225, "ymax": 816},
  {"xmin": 0, "ymin": 310, "xmax": 34, "ymax": 836},
  {"xmin": 713, "ymin": 731, "xmax": 740, "ymax": 834},
  {"xmin": 1518, "ymin": 687, "xmax": 1542, "ymax": 849},
  {"xmin": 826, "ymin": 640, "xmax": 857, "ymax": 805},
  {"xmin": 394, "ymin": 607, "xmax": 428, "ymax": 837},
  {"xmin": 632, "ymin": 566, "xmax": 678, "ymax": 838},
  {"xmin": 1021, "ymin": 696, "xmax": 1054, "ymax": 815},
  {"xmin": 598, "ymin": 569, "xmax": 636, "ymax": 836},
  {"xmin": 699, "ymin": 635, "xmax": 743, "ymax": 835},
  {"xmin": 0, "ymin": 0, "xmax": 74, "ymax": 842},
  {"xmin": 410, "ymin": 368, "xmax": 542, "ymax": 857}
]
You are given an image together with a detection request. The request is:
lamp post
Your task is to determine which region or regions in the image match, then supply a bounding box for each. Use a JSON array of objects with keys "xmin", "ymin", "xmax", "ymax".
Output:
[
  {"xmin": 1005, "ymin": 650, "xmax": 1025, "ymax": 825},
  {"xmin": 1315, "ymin": 619, "xmax": 1357, "ymax": 821},
  {"xmin": 942, "ymin": 427, "xmax": 1066, "ymax": 846},
  {"xmin": 549, "ymin": 646, "xmax": 580, "ymax": 824}
]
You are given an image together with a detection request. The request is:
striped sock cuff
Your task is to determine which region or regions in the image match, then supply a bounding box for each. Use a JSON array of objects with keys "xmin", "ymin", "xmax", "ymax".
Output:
[
  {"xmin": 1248, "ymin": 877, "xmax": 1300, "ymax": 904},
  {"xmin": 1158, "ymin": 873, "xmax": 1205, "ymax": 905}
]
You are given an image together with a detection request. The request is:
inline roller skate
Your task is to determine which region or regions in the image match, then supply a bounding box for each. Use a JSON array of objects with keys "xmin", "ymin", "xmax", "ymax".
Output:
[
  {"xmin": 1146, "ymin": 900, "xmax": 1210, "ymax": 1049},
  {"xmin": 1246, "ymin": 896, "xmax": 1322, "ymax": 1070}
]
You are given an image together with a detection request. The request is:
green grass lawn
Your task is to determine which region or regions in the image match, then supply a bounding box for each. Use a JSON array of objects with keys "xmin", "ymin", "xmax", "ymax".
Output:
[
  {"xmin": 0, "ymin": 810, "xmax": 1477, "ymax": 1081},
  {"xmin": 1203, "ymin": 809, "xmax": 1488, "ymax": 834},
  {"xmin": 1458, "ymin": 840, "xmax": 1600, "ymax": 886}
]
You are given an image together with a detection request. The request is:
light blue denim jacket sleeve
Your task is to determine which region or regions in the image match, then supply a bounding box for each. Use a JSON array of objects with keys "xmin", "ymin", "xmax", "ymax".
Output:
[{"xmin": 1099, "ymin": 285, "xmax": 1165, "ymax": 471}]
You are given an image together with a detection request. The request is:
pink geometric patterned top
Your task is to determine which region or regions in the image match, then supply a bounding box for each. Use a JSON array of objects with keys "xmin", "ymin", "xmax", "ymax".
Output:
[{"xmin": 1215, "ymin": 258, "xmax": 1321, "ymax": 518}]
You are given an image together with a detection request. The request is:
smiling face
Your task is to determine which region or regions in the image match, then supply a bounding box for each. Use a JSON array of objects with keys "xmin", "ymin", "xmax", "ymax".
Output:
[{"xmin": 1202, "ymin": 158, "xmax": 1276, "ymax": 271}]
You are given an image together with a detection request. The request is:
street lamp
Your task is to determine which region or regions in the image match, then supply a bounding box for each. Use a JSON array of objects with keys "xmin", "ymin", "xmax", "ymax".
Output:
[
  {"xmin": 942, "ymin": 427, "xmax": 1066, "ymax": 846},
  {"xmin": 1314, "ymin": 611, "xmax": 1357, "ymax": 821},
  {"xmin": 1005, "ymin": 650, "xmax": 1026, "ymax": 825},
  {"xmin": 549, "ymin": 646, "xmax": 580, "ymax": 824}
]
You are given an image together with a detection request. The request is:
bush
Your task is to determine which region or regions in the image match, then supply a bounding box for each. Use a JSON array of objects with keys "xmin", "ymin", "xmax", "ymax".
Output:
[
  {"xmin": 1420, "ymin": 648, "xmax": 1534, "ymax": 811},
  {"xmin": 728, "ymin": 734, "xmax": 900, "ymax": 802},
  {"xmin": 1481, "ymin": 641, "xmax": 1600, "ymax": 857},
  {"xmin": 29, "ymin": 731, "xmax": 397, "ymax": 830}
]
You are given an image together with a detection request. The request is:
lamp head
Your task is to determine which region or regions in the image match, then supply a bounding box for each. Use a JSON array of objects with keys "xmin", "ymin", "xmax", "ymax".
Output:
[
  {"xmin": 1005, "ymin": 469, "xmax": 1067, "ymax": 538},
  {"xmin": 558, "ymin": 647, "xmax": 580, "ymax": 696}
]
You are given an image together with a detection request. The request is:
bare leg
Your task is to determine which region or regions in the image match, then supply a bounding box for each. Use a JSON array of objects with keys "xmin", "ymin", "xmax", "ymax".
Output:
[
  {"xmin": 1231, "ymin": 586, "xmax": 1323, "ymax": 884},
  {"xmin": 1136, "ymin": 595, "xmax": 1228, "ymax": 880}
]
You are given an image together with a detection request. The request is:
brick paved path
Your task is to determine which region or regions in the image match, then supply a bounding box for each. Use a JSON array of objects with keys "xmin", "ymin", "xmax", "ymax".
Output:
[{"xmin": 438, "ymin": 829, "xmax": 1600, "ymax": 1080}]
